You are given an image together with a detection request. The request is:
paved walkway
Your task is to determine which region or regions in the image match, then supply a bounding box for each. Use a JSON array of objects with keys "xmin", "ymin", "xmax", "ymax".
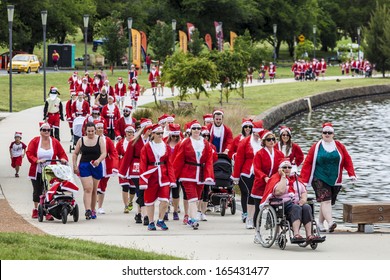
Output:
[{"xmin": 1, "ymin": 75, "xmax": 390, "ymax": 260}]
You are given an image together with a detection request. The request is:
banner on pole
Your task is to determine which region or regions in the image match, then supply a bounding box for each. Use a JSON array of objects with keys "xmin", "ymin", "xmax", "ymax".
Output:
[
  {"xmin": 187, "ymin": 23, "xmax": 195, "ymax": 41},
  {"xmin": 230, "ymin": 31, "xmax": 238, "ymax": 51},
  {"xmin": 179, "ymin": 31, "xmax": 188, "ymax": 53},
  {"xmin": 205, "ymin": 34, "xmax": 212, "ymax": 50},
  {"xmin": 131, "ymin": 28, "xmax": 141, "ymax": 72},
  {"xmin": 214, "ymin": 21, "xmax": 224, "ymax": 51},
  {"xmin": 140, "ymin": 31, "xmax": 148, "ymax": 60}
]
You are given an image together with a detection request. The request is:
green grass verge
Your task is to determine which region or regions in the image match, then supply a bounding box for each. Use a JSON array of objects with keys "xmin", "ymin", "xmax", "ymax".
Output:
[{"xmin": 0, "ymin": 233, "xmax": 182, "ymax": 260}]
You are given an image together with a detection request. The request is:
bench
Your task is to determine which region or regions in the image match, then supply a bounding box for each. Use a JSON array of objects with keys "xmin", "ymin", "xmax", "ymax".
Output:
[
  {"xmin": 159, "ymin": 100, "xmax": 175, "ymax": 109},
  {"xmin": 177, "ymin": 101, "xmax": 194, "ymax": 109},
  {"xmin": 343, "ymin": 202, "xmax": 390, "ymax": 232}
]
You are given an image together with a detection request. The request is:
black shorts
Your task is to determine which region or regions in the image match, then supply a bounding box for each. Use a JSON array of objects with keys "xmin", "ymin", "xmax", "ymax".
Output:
[{"xmin": 312, "ymin": 178, "xmax": 341, "ymax": 205}]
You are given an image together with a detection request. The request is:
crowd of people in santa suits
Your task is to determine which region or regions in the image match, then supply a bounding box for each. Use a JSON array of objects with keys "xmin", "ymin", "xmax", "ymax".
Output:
[
  {"xmin": 339, "ymin": 58, "xmax": 373, "ymax": 77},
  {"xmin": 291, "ymin": 58, "xmax": 328, "ymax": 81},
  {"xmin": 246, "ymin": 62, "xmax": 277, "ymax": 84}
]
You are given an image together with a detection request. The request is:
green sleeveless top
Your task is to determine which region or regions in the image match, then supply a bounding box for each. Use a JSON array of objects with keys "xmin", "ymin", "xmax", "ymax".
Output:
[{"xmin": 313, "ymin": 144, "xmax": 340, "ymax": 186}]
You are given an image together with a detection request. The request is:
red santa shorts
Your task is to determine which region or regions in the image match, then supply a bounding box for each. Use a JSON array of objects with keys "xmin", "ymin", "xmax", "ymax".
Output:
[
  {"xmin": 181, "ymin": 181, "xmax": 204, "ymax": 202},
  {"xmin": 11, "ymin": 156, "xmax": 23, "ymax": 168},
  {"xmin": 47, "ymin": 113, "xmax": 60, "ymax": 128},
  {"xmin": 97, "ymin": 177, "xmax": 110, "ymax": 193},
  {"xmin": 144, "ymin": 172, "xmax": 170, "ymax": 205}
]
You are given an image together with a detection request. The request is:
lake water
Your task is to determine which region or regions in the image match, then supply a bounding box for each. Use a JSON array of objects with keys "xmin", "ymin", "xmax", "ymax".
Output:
[{"xmin": 279, "ymin": 96, "xmax": 390, "ymax": 222}]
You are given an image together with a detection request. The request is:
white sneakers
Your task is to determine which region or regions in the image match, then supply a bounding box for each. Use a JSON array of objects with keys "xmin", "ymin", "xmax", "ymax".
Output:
[
  {"xmin": 246, "ymin": 218, "xmax": 254, "ymax": 229},
  {"xmin": 196, "ymin": 212, "xmax": 208, "ymax": 221},
  {"xmin": 97, "ymin": 208, "xmax": 105, "ymax": 214},
  {"xmin": 254, "ymin": 232, "xmax": 261, "ymax": 244}
]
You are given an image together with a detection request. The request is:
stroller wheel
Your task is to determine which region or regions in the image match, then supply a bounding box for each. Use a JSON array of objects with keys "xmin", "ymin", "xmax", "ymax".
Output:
[
  {"xmin": 72, "ymin": 204, "xmax": 79, "ymax": 222},
  {"xmin": 230, "ymin": 198, "xmax": 236, "ymax": 215},
  {"xmin": 38, "ymin": 204, "xmax": 44, "ymax": 222},
  {"xmin": 61, "ymin": 206, "xmax": 68, "ymax": 224},
  {"xmin": 220, "ymin": 198, "xmax": 226, "ymax": 216}
]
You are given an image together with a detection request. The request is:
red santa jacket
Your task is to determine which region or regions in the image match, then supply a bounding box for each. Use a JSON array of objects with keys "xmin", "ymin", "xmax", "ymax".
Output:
[
  {"xmin": 115, "ymin": 116, "xmax": 137, "ymax": 138},
  {"xmin": 68, "ymin": 76, "xmax": 78, "ymax": 91},
  {"xmin": 275, "ymin": 142, "xmax": 305, "ymax": 167},
  {"xmin": 102, "ymin": 136, "xmax": 119, "ymax": 177},
  {"xmin": 101, "ymin": 104, "xmax": 121, "ymax": 129},
  {"xmin": 139, "ymin": 141, "xmax": 176, "ymax": 189},
  {"xmin": 114, "ymin": 83, "xmax": 127, "ymax": 97},
  {"xmin": 26, "ymin": 136, "xmax": 68, "ymax": 179},
  {"xmin": 118, "ymin": 137, "xmax": 147, "ymax": 179},
  {"xmin": 71, "ymin": 100, "xmax": 90, "ymax": 117},
  {"xmin": 92, "ymin": 79, "xmax": 103, "ymax": 93},
  {"xmin": 207, "ymin": 123, "xmax": 233, "ymax": 153},
  {"xmin": 173, "ymin": 137, "xmax": 215, "ymax": 184},
  {"xmin": 228, "ymin": 134, "xmax": 246, "ymax": 159},
  {"xmin": 129, "ymin": 83, "xmax": 140, "ymax": 101},
  {"xmin": 65, "ymin": 99, "xmax": 74, "ymax": 122},
  {"xmin": 77, "ymin": 83, "xmax": 93, "ymax": 97},
  {"xmin": 82, "ymin": 115, "xmax": 107, "ymax": 135},
  {"xmin": 231, "ymin": 136, "xmax": 259, "ymax": 180},
  {"xmin": 148, "ymin": 70, "xmax": 160, "ymax": 87},
  {"xmin": 252, "ymin": 147, "xmax": 285, "ymax": 199},
  {"xmin": 300, "ymin": 140, "xmax": 356, "ymax": 187},
  {"xmin": 101, "ymin": 85, "xmax": 115, "ymax": 97}
]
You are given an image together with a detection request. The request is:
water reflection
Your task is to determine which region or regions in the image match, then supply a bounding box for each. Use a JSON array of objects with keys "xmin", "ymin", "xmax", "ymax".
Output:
[{"xmin": 280, "ymin": 97, "xmax": 390, "ymax": 222}]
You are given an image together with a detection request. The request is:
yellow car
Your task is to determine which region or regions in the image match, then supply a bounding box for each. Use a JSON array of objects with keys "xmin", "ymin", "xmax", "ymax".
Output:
[{"xmin": 7, "ymin": 54, "xmax": 41, "ymax": 73}]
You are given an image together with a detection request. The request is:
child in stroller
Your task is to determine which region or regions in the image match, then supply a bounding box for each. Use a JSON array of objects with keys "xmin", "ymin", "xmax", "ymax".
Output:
[
  {"xmin": 208, "ymin": 153, "xmax": 236, "ymax": 216},
  {"xmin": 38, "ymin": 160, "xmax": 79, "ymax": 224},
  {"xmin": 69, "ymin": 113, "xmax": 86, "ymax": 153}
]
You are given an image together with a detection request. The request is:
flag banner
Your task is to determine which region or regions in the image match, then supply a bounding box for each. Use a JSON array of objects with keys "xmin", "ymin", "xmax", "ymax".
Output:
[
  {"xmin": 132, "ymin": 28, "xmax": 142, "ymax": 72},
  {"xmin": 187, "ymin": 22, "xmax": 195, "ymax": 41},
  {"xmin": 179, "ymin": 30, "xmax": 188, "ymax": 53},
  {"xmin": 230, "ymin": 31, "xmax": 238, "ymax": 51},
  {"xmin": 214, "ymin": 21, "xmax": 224, "ymax": 51},
  {"xmin": 140, "ymin": 31, "xmax": 148, "ymax": 60},
  {"xmin": 205, "ymin": 34, "xmax": 212, "ymax": 50}
]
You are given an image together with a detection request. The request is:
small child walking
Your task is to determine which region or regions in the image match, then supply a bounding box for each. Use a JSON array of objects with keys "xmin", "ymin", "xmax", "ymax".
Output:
[{"xmin": 9, "ymin": 132, "xmax": 27, "ymax": 177}]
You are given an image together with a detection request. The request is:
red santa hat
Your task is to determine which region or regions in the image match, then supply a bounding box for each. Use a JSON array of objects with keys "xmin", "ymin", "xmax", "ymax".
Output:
[
  {"xmin": 91, "ymin": 105, "xmax": 100, "ymax": 113},
  {"xmin": 184, "ymin": 122, "xmax": 192, "ymax": 133},
  {"xmin": 70, "ymin": 91, "xmax": 76, "ymax": 96},
  {"xmin": 104, "ymin": 80, "xmax": 110, "ymax": 84},
  {"xmin": 85, "ymin": 71, "xmax": 89, "ymax": 75},
  {"xmin": 108, "ymin": 95, "xmax": 115, "ymax": 100},
  {"xmin": 278, "ymin": 158, "xmax": 292, "ymax": 168},
  {"xmin": 140, "ymin": 118, "xmax": 153, "ymax": 129},
  {"xmin": 118, "ymin": 77, "xmax": 123, "ymax": 81},
  {"xmin": 241, "ymin": 118, "xmax": 253, "ymax": 127},
  {"xmin": 322, "ymin": 122, "xmax": 334, "ymax": 133},
  {"xmin": 123, "ymin": 105, "xmax": 133, "ymax": 112},
  {"xmin": 168, "ymin": 123, "xmax": 181, "ymax": 135},
  {"xmin": 14, "ymin": 132, "xmax": 22, "ymax": 138},
  {"xmin": 73, "ymin": 71, "xmax": 78, "ymax": 75},
  {"xmin": 39, "ymin": 122, "xmax": 51, "ymax": 129},
  {"xmin": 279, "ymin": 125, "xmax": 291, "ymax": 135},
  {"xmin": 77, "ymin": 91, "xmax": 84, "ymax": 96},
  {"xmin": 49, "ymin": 86, "xmax": 59, "ymax": 95},
  {"xmin": 203, "ymin": 114, "xmax": 213, "ymax": 123},
  {"xmin": 151, "ymin": 123, "xmax": 163, "ymax": 133},
  {"xmin": 82, "ymin": 77, "xmax": 88, "ymax": 81},
  {"xmin": 125, "ymin": 124, "xmax": 135, "ymax": 133},
  {"xmin": 93, "ymin": 120, "xmax": 105, "ymax": 128},
  {"xmin": 189, "ymin": 120, "xmax": 201, "ymax": 129},
  {"xmin": 252, "ymin": 120, "xmax": 264, "ymax": 133},
  {"xmin": 201, "ymin": 126, "xmax": 210, "ymax": 135},
  {"xmin": 213, "ymin": 109, "xmax": 224, "ymax": 116},
  {"xmin": 260, "ymin": 129, "xmax": 273, "ymax": 140},
  {"xmin": 131, "ymin": 76, "xmax": 137, "ymax": 81},
  {"xmin": 166, "ymin": 114, "xmax": 175, "ymax": 123},
  {"xmin": 158, "ymin": 114, "xmax": 169, "ymax": 124}
]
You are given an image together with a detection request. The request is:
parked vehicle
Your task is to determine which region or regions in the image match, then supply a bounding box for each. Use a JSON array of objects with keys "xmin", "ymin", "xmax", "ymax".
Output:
[{"xmin": 7, "ymin": 54, "xmax": 41, "ymax": 73}]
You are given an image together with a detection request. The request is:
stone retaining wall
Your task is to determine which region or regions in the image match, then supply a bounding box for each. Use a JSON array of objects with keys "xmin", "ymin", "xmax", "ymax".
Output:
[{"xmin": 257, "ymin": 84, "xmax": 390, "ymax": 129}]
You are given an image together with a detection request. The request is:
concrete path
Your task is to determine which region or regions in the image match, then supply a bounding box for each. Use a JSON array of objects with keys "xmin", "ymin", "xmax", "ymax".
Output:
[{"xmin": 1, "ymin": 76, "xmax": 390, "ymax": 260}]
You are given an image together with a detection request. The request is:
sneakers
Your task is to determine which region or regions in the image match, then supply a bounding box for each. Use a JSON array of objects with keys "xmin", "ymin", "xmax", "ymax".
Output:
[
  {"xmin": 32, "ymin": 208, "xmax": 38, "ymax": 219},
  {"xmin": 156, "ymin": 220, "xmax": 169, "ymax": 231},
  {"xmin": 187, "ymin": 218, "xmax": 199, "ymax": 230},
  {"xmin": 148, "ymin": 222, "xmax": 156, "ymax": 231},
  {"xmin": 45, "ymin": 213, "xmax": 54, "ymax": 221},
  {"xmin": 173, "ymin": 212, "xmax": 179, "ymax": 220},
  {"xmin": 143, "ymin": 216, "xmax": 149, "ymax": 226},
  {"xmin": 183, "ymin": 214, "xmax": 189, "ymax": 225},
  {"xmin": 200, "ymin": 213, "xmax": 207, "ymax": 221},
  {"xmin": 246, "ymin": 218, "xmax": 254, "ymax": 229},
  {"xmin": 134, "ymin": 213, "xmax": 142, "ymax": 223},
  {"xmin": 317, "ymin": 223, "xmax": 326, "ymax": 232},
  {"xmin": 15, "ymin": 173, "xmax": 19, "ymax": 177},
  {"xmin": 85, "ymin": 209, "xmax": 92, "ymax": 220},
  {"xmin": 163, "ymin": 212, "xmax": 169, "ymax": 221},
  {"xmin": 127, "ymin": 201, "xmax": 133, "ymax": 212},
  {"xmin": 97, "ymin": 208, "xmax": 105, "ymax": 214},
  {"xmin": 254, "ymin": 232, "xmax": 261, "ymax": 244},
  {"xmin": 91, "ymin": 210, "xmax": 97, "ymax": 219},
  {"xmin": 242, "ymin": 212, "xmax": 248, "ymax": 223},
  {"xmin": 124, "ymin": 206, "xmax": 129, "ymax": 214},
  {"xmin": 196, "ymin": 211, "xmax": 202, "ymax": 221},
  {"xmin": 328, "ymin": 222, "xmax": 337, "ymax": 233}
]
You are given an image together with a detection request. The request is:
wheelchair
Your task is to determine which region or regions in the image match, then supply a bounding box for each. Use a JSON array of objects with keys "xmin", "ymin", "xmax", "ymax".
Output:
[{"xmin": 255, "ymin": 197, "xmax": 326, "ymax": 250}]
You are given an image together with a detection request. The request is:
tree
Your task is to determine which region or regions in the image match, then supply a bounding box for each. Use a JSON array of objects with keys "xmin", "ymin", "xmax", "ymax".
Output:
[
  {"xmin": 149, "ymin": 21, "xmax": 174, "ymax": 63},
  {"xmin": 364, "ymin": 2, "xmax": 390, "ymax": 77},
  {"xmin": 95, "ymin": 11, "xmax": 127, "ymax": 68},
  {"xmin": 188, "ymin": 29, "xmax": 205, "ymax": 56}
]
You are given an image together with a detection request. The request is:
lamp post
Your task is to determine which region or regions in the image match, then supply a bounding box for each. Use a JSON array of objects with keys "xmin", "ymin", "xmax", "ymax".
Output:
[
  {"xmin": 357, "ymin": 27, "xmax": 361, "ymax": 60},
  {"xmin": 127, "ymin": 17, "xmax": 133, "ymax": 70},
  {"xmin": 313, "ymin": 25, "xmax": 317, "ymax": 59},
  {"xmin": 41, "ymin": 10, "xmax": 47, "ymax": 103},
  {"xmin": 172, "ymin": 19, "xmax": 176, "ymax": 52},
  {"xmin": 273, "ymin": 24, "xmax": 277, "ymax": 63},
  {"xmin": 7, "ymin": 5, "xmax": 14, "ymax": 113},
  {"xmin": 83, "ymin": 15, "xmax": 89, "ymax": 72}
]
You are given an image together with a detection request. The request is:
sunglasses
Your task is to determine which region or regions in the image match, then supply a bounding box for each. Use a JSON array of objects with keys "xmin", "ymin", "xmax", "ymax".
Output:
[
  {"xmin": 191, "ymin": 127, "xmax": 201, "ymax": 130},
  {"xmin": 281, "ymin": 134, "xmax": 290, "ymax": 137},
  {"xmin": 171, "ymin": 135, "xmax": 180, "ymax": 138},
  {"xmin": 265, "ymin": 137, "xmax": 276, "ymax": 142},
  {"xmin": 154, "ymin": 132, "xmax": 164, "ymax": 135},
  {"xmin": 282, "ymin": 166, "xmax": 292, "ymax": 169},
  {"xmin": 322, "ymin": 131, "xmax": 333, "ymax": 135},
  {"xmin": 243, "ymin": 125, "xmax": 253, "ymax": 129},
  {"xmin": 123, "ymin": 110, "xmax": 131, "ymax": 113},
  {"xmin": 40, "ymin": 129, "xmax": 51, "ymax": 132}
]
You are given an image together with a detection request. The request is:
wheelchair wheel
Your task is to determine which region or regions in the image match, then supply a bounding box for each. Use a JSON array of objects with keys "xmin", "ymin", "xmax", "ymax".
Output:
[
  {"xmin": 72, "ymin": 204, "xmax": 79, "ymax": 222},
  {"xmin": 220, "ymin": 198, "xmax": 226, "ymax": 216},
  {"xmin": 61, "ymin": 205, "xmax": 68, "ymax": 224},
  {"xmin": 256, "ymin": 205, "xmax": 278, "ymax": 248},
  {"xmin": 278, "ymin": 233, "xmax": 287, "ymax": 250},
  {"xmin": 38, "ymin": 204, "xmax": 44, "ymax": 222},
  {"xmin": 310, "ymin": 242, "xmax": 318, "ymax": 250},
  {"xmin": 230, "ymin": 198, "xmax": 236, "ymax": 215}
]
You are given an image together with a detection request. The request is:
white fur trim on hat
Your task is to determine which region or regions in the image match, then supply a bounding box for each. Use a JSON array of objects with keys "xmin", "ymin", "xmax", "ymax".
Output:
[
  {"xmin": 279, "ymin": 160, "xmax": 292, "ymax": 168},
  {"xmin": 14, "ymin": 132, "xmax": 22, "ymax": 138},
  {"xmin": 169, "ymin": 130, "xmax": 181, "ymax": 136},
  {"xmin": 252, "ymin": 127, "xmax": 264, "ymax": 133},
  {"xmin": 322, "ymin": 126, "xmax": 334, "ymax": 133},
  {"xmin": 125, "ymin": 126, "xmax": 135, "ymax": 132},
  {"xmin": 241, "ymin": 120, "xmax": 253, "ymax": 127}
]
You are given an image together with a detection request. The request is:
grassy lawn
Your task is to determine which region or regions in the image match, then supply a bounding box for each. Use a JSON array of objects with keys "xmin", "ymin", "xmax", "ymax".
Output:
[{"xmin": 0, "ymin": 233, "xmax": 181, "ymax": 260}]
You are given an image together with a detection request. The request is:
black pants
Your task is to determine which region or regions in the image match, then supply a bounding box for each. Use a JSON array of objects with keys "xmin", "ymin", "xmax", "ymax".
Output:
[
  {"xmin": 132, "ymin": 178, "xmax": 144, "ymax": 207},
  {"xmin": 239, "ymin": 175, "xmax": 254, "ymax": 213},
  {"xmin": 31, "ymin": 172, "xmax": 44, "ymax": 203},
  {"xmin": 253, "ymin": 198, "xmax": 261, "ymax": 228}
]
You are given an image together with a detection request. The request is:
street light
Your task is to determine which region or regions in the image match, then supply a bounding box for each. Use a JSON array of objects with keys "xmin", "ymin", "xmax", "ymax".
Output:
[
  {"xmin": 357, "ymin": 27, "xmax": 361, "ymax": 60},
  {"xmin": 127, "ymin": 17, "xmax": 133, "ymax": 71},
  {"xmin": 313, "ymin": 25, "xmax": 317, "ymax": 59},
  {"xmin": 83, "ymin": 14, "xmax": 89, "ymax": 72},
  {"xmin": 172, "ymin": 19, "xmax": 176, "ymax": 52},
  {"xmin": 41, "ymin": 10, "xmax": 47, "ymax": 103},
  {"xmin": 7, "ymin": 5, "xmax": 14, "ymax": 113},
  {"xmin": 273, "ymin": 24, "xmax": 277, "ymax": 63}
]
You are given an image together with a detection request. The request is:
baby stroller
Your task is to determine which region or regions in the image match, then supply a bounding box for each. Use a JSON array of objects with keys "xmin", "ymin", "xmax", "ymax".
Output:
[
  {"xmin": 69, "ymin": 114, "xmax": 86, "ymax": 153},
  {"xmin": 38, "ymin": 160, "xmax": 79, "ymax": 224},
  {"xmin": 208, "ymin": 153, "xmax": 236, "ymax": 216}
]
